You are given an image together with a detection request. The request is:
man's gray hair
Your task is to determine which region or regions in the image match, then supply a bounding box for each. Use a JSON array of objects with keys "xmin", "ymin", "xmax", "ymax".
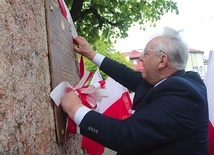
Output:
[{"xmin": 155, "ymin": 27, "xmax": 189, "ymax": 70}]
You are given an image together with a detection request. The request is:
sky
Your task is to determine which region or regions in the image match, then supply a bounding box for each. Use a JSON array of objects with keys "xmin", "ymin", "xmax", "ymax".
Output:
[{"xmin": 114, "ymin": 0, "xmax": 214, "ymax": 58}]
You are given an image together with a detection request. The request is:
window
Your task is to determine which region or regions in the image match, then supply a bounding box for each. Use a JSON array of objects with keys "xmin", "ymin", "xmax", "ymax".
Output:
[
  {"xmin": 193, "ymin": 66, "xmax": 198, "ymax": 72},
  {"xmin": 132, "ymin": 59, "xmax": 137, "ymax": 65}
]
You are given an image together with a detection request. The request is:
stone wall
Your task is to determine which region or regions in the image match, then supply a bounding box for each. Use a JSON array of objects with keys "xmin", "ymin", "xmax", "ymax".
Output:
[{"xmin": 0, "ymin": 0, "xmax": 81, "ymax": 154}]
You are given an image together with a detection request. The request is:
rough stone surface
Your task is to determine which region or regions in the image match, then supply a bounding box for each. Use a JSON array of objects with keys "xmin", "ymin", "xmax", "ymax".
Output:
[{"xmin": 0, "ymin": 0, "xmax": 81, "ymax": 154}]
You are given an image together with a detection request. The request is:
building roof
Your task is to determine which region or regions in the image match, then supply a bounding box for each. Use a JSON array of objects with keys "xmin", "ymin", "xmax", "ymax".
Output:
[
  {"xmin": 189, "ymin": 48, "xmax": 204, "ymax": 54},
  {"xmin": 123, "ymin": 50, "xmax": 142, "ymax": 59}
]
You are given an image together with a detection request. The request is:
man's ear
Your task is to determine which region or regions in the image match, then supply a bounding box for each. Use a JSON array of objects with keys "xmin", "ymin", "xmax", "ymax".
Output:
[{"xmin": 158, "ymin": 54, "xmax": 168, "ymax": 69}]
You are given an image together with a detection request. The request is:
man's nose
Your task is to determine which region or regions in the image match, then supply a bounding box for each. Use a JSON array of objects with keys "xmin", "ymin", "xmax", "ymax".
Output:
[{"xmin": 139, "ymin": 54, "xmax": 144, "ymax": 61}]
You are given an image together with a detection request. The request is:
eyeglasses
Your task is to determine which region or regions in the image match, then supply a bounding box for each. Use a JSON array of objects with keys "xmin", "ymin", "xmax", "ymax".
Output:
[
  {"xmin": 143, "ymin": 49, "xmax": 166, "ymax": 57},
  {"xmin": 142, "ymin": 49, "xmax": 150, "ymax": 56},
  {"xmin": 158, "ymin": 50, "xmax": 166, "ymax": 54}
]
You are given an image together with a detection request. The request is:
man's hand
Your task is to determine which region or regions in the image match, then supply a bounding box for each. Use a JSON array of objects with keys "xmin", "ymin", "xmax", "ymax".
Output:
[
  {"xmin": 61, "ymin": 91, "xmax": 84, "ymax": 120},
  {"xmin": 73, "ymin": 36, "xmax": 96, "ymax": 61}
]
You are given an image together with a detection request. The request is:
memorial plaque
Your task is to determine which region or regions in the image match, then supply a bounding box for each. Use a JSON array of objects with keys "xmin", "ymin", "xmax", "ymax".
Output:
[{"xmin": 45, "ymin": 0, "xmax": 80, "ymax": 143}]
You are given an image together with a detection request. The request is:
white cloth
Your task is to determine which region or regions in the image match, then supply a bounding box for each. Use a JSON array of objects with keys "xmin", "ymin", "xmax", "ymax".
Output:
[{"xmin": 74, "ymin": 53, "xmax": 105, "ymax": 125}]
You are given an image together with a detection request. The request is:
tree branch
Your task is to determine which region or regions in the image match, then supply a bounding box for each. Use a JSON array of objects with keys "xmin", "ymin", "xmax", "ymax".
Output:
[
  {"xmin": 79, "ymin": 7, "xmax": 123, "ymax": 28},
  {"xmin": 70, "ymin": 0, "xmax": 84, "ymax": 22},
  {"xmin": 70, "ymin": 1, "xmax": 123, "ymax": 28}
]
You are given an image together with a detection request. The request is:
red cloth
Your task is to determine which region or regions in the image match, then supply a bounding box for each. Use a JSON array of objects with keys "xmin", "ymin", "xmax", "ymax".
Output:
[
  {"xmin": 57, "ymin": 2, "xmax": 132, "ymax": 154},
  {"xmin": 81, "ymin": 77, "xmax": 132, "ymax": 155},
  {"xmin": 209, "ymin": 121, "xmax": 214, "ymax": 155},
  {"xmin": 58, "ymin": 0, "xmax": 67, "ymax": 19},
  {"xmin": 81, "ymin": 92, "xmax": 132, "ymax": 155},
  {"xmin": 81, "ymin": 137, "xmax": 105, "ymax": 155},
  {"xmin": 103, "ymin": 91, "xmax": 132, "ymax": 119}
]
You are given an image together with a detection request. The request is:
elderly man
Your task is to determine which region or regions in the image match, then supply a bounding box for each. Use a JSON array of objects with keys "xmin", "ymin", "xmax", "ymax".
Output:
[{"xmin": 61, "ymin": 27, "xmax": 208, "ymax": 155}]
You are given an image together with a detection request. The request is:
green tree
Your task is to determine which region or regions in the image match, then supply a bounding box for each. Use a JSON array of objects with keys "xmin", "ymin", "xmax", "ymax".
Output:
[
  {"xmin": 65, "ymin": 0, "xmax": 178, "ymax": 79},
  {"xmin": 65, "ymin": 0, "xmax": 178, "ymax": 44}
]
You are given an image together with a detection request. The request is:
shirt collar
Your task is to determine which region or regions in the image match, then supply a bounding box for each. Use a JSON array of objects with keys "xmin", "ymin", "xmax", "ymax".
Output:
[{"xmin": 154, "ymin": 78, "xmax": 167, "ymax": 87}]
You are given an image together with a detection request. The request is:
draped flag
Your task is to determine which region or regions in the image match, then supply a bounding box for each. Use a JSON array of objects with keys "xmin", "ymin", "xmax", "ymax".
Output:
[
  {"xmin": 204, "ymin": 50, "xmax": 214, "ymax": 155},
  {"xmin": 97, "ymin": 76, "xmax": 132, "ymax": 120},
  {"xmin": 81, "ymin": 69, "xmax": 106, "ymax": 155},
  {"xmin": 57, "ymin": 0, "xmax": 89, "ymax": 136},
  {"xmin": 57, "ymin": 1, "xmax": 132, "ymax": 154},
  {"xmin": 50, "ymin": 69, "xmax": 107, "ymax": 132},
  {"xmin": 81, "ymin": 71, "xmax": 133, "ymax": 155},
  {"xmin": 58, "ymin": 0, "xmax": 77, "ymax": 37}
]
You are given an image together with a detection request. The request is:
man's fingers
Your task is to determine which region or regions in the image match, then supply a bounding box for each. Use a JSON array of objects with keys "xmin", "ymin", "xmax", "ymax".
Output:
[{"xmin": 74, "ymin": 44, "xmax": 79, "ymax": 49}]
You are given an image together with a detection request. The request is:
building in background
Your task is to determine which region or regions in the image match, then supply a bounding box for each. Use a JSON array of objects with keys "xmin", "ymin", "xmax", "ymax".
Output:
[
  {"xmin": 123, "ymin": 49, "xmax": 207, "ymax": 79},
  {"xmin": 123, "ymin": 50, "xmax": 144, "ymax": 71},
  {"xmin": 186, "ymin": 49, "xmax": 206, "ymax": 80}
]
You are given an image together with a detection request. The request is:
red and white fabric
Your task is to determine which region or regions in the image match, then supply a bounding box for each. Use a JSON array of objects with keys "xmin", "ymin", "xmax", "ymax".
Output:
[
  {"xmin": 50, "ymin": 69, "xmax": 107, "ymax": 134},
  {"xmin": 81, "ymin": 70, "xmax": 133, "ymax": 155},
  {"xmin": 58, "ymin": 0, "xmax": 77, "ymax": 37},
  {"xmin": 204, "ymin": 50, "xmax": 214, "ymax": 155},
  {"xmin": 55, "ymin": 1, "xmax": 133, "ymax": 154},
  {"xmin": 97, "ymin": 76, "xmax": 132, "ymax": 119}
]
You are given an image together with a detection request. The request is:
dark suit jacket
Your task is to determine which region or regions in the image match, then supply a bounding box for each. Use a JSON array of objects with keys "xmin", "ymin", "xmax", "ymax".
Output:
[{"xmin": 79, "ymin": 57, "xmax": 208, "ymax": 155}]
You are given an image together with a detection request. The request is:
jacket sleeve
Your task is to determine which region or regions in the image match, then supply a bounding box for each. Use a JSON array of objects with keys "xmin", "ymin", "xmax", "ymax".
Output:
[
  {"xmin": 99, "ymin": 57, "xmax": 151, "ymax": 92},
  {"xmin": 79, "ymin": 77, "xmax": 208, "ymax": 152}
]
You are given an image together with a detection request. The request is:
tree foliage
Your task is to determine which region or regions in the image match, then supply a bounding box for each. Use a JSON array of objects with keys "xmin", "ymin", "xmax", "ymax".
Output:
[
  {"xmin": 64, "ymin": 0, "xmax": 178, "ymax": 44},
  {"xmin": 64, "ymin": 0, "xmax": 178, "ymax": 78}
]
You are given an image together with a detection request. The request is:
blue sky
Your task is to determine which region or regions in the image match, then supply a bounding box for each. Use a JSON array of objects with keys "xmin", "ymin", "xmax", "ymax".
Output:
[{"xmin": 114, "ymin": 0, "xmax": 214, "ymax": 58}]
